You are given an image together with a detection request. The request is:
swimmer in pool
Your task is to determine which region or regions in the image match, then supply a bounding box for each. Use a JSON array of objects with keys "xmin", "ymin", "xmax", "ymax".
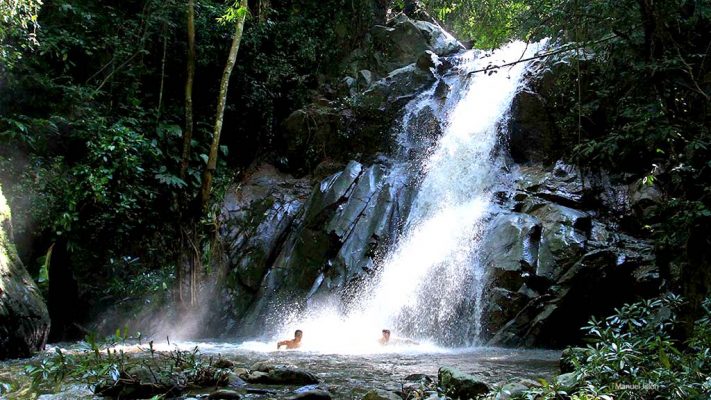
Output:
[
  {"xmin": 379, "ymin": 329, "xmax": 419, "ymax": 346},
  {"xmin": 277, "ymin": 329, "xmax": 303, "ymax": 349}
]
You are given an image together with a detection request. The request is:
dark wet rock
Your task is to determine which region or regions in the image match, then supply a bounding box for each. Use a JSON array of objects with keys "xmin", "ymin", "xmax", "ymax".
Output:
[
  {"xmin": 400, "ymin": 105, "xmax": 443, "ymax": 160},
  {"xmin": 358, "ymin": 69, "xmax": 375, "ymax": 87},
  {"xmin": 213, "ymin": 358, "xmax": 235, "ymax": 369},
  {"xmin": 246, "ymin": 388, "xmax": 277, "ymax": 395},
  {"xmin": 416, "ymin": 50, "xmax": 438, "ymax": 71},
  {"xmin": 241, "ymin": 365, "xmax": 319, "ymax": 385},
  {"xmin": 370, "ymin": 14, "xmax": 462, "ymax": 72},
  {"xmin": 482, "ymin": 213, "xmax": 542, "ymax": 291},
  {"xmin": 362, "ymin": 389, "xmax": 402, "ymax": 400},
  {"xmin": 210, "ymin": 164, "xmax": 312, "ymax": 334},
  {"xmin": 555, "ymin": 372, "xmax": 578, "ymax": 392},
  {"xmin": 628, "ymin": 179, "xmax": 663, "ymax": 218},
  {"xmin": 490, "ymin": 246, "xmax": 660, "ymax": 347},
  {"xmin": 227, "ymin": 372, "xmax": 247, "ymax": 388},
  {"xmin": 0, "ymin": 184, "xmax": 50, "ymax": 360},
  {"xmin": 438, "ymin": 367, "xmax": 490, "ymax": 398},
  {"xmin": 236, "ymin": 160, "xmax": 416, "ymax": 335},
  {"xmin": 525, "ymin": 203, "xmax": 590, "ymax": 283},
  {"xmin": 249, "ymin": 360, "xmax": 278, "ymax": 372},
  {"xmin": 508, "ymin": 90, "xmax": 558, "ymax": 164},
  {"xmin": 483, "ymin": 288, "xmax": 530, "ymax": 337},
  {"xmin": 95, "ymin": 378, "xmax": 182, "ymax": 399},
  {"xmin": 352, "ymin": 64, "xmax": 436, "ymax": 114},
  {"xmin": 515, "ymin": 162, "xmax": 586, "ymax": 208},
  {"xmin": 412, "ymin": 20, "xmax": 462, "ymax": 56},
  {"xmin": 289, "ymin": 389, "xmax": 333, "ymax": 400},
  {"xmin": 495, "ymin": 382, "xmax": 528, "ymax": 400},
  {"xmin": 208, "ymin": 389, "xmax": 242, "ymax": 400},
  {"xmin": 36, "ymin": 385, "xmax": 94, "ymax": 399},
  {"xmin": 404, "ymin": 373, "xmax": 434, "ymax": 383}
]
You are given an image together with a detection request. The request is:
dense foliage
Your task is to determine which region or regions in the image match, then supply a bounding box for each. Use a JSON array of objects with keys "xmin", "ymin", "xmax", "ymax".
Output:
[
  {"xmin": 0, "ymin": 0, "xmax": 42, "ymax": 67},
  {"xmin": 0, "ymin": 0, "xmax": 387, "ymax": 338},
  {"xmin": 514, "ymin": 295, "xmax": 711, "ymax": 400},
  {"xmin": 21, "ymin": 333, "xmax": 231, "ymax": 398}
]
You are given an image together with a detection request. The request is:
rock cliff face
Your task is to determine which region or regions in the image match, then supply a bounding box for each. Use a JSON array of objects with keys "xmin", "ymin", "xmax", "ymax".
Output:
[
  {"xmin": 0, "ymin": 184, "xmax": 50, "ymax": 359},
  {"xmin": 209, "ymin": 16, "xmax": 662, "ymax": 346},
  {"xmin": 483, "ymin": 162, "xmax": 660, "ymax": 347}
]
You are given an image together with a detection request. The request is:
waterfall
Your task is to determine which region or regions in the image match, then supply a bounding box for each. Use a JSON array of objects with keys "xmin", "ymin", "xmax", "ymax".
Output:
[{"xmin": 274, "ymin": 41, "xmax": 545, "ymax": 352}]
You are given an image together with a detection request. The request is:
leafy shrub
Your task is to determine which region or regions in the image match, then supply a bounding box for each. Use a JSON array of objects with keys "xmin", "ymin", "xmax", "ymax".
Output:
[{"xmin": 514, "ymin": 294, "xmax": 711, "ymax": 400}]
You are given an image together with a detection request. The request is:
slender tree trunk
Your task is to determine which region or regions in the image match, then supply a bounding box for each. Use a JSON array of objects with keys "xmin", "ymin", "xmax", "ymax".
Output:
[
  {"xmin": 156, "ymin": 24, "xmax": 168, "ymax": 123},
  {"xmin": 177, "ymin": 0, "xmax": 197, "ymax": 307},
  {"xmin": 200, "ymin": 0, "xmax": 248, "ymax": 210},
  {"xmin": 180, "ymin": 0, "xmax": 196, "ymax": 180}
]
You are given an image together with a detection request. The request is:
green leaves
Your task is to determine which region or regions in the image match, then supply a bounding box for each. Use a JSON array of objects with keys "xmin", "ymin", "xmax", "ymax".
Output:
[
  {"xmin": 421, "ymin": 0, "xmax": 528, "ymax": 48},
  {"xmin": 217, "ymin": 3, "xmax": 249, "ymax": 25}
]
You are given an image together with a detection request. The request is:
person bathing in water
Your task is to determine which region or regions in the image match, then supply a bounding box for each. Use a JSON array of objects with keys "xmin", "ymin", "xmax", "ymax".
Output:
[
  {"xmin": 379, "ymin": 329, "xmax": 419, "ymax": 346},
  {"xmin": 277, "ymin": 329, "xmax": 303, "ymax": 349}
]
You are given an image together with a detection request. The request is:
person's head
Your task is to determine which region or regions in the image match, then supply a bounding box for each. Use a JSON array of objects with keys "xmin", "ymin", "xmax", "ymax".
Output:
[
  {"xmin": 382, "ymin": 329, "xmax": 391, "ymax": 340},
  {"xmin": 294, "ymin": 330, "xmax": 303, "ymax": 340}
]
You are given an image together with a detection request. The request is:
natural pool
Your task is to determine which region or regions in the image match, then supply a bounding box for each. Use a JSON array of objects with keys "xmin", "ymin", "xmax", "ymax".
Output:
[{"xmin": 0, "ymin": 339, "xmax": 560, "ymax": 399}]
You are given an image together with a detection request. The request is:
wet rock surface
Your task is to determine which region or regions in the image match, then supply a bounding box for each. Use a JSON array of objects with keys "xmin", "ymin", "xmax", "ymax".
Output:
[
  {"xmin": 438, "ymin": 366, "xmax": 491, "ymax": 398},
  {"xmin": 485, "ymin": 162, "xmax": 661, "ymax": 347},
  {"xmin": 0, "ymin": 184, "xmax": 50, "ymax": 360},
  {"xmin": 225, "ymin": 159, "xmax": 417, "ymax": 336}
]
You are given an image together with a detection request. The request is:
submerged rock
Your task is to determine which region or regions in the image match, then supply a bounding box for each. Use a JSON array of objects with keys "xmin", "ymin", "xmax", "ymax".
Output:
[
  {"xmin": 0, "ymin": 184, "xmax": 50, "ymax": 360},
  {"xmin": 362, "ymin": 389, "xmax": 402, "ymax": 400},
  {"xmin": 208, "ymin": 389, "xmax": 242, "ymax": 400},
  {"xmin": 495, "ymin": 382, "xmax": 529, "ymax": 400},
  {"xmin": 438, "ymin": 367, "xmax": 490, "ymax": 398},
  {"xmin": 240, "ymin": 364, "xmax": 320, "ymax": 385},
  {"xmin": 289, "ymin": 389, "xmax": 332, "ymax": 400}
]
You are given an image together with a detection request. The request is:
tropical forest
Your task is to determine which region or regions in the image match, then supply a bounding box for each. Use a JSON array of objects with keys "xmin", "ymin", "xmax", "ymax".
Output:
[{"xmin": 1, "ymin": 0, "xmax": 710, "ymax": 399}]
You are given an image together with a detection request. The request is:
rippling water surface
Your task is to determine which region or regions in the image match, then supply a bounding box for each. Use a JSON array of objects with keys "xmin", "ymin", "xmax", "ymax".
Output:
[{"xmin": 0, "ymin": 340, "xmax": 560, "ymax": 399}]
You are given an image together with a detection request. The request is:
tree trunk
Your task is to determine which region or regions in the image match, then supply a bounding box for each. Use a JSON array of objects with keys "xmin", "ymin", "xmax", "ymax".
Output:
[
  {"xmin": 177, "ymin": 0, "xmax": 197, "ymax": 307},
  {"xmin": 199, "ymin": 0, "xmax": 248, "ymax": 210},
  {"xmin": 180, "ymin": 0, "xmax": 196, "ymax": 181}
]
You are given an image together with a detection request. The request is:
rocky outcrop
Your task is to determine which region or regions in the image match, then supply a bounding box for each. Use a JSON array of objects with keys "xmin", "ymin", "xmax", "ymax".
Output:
[
  {"xmin": 281, "ymin": 14, "xmax": 458, "ymax": 174},
  {"xmin": 212, "ymin": 165, "xmax": 312, "ymax": 333},
  {"xmin": 0, "ymin": 184, "xmax": 50, "ymax": 360},
  {"xmin": 483, "ymin": 162, "xmax": 661, "ymax": 347},
  {"xmin": 229, "ymin": 160, "xmax": 416, "ymax": 335},
  {"xmin": 349, "ymin": 14, "xmax": 462, "ymax": 80}
]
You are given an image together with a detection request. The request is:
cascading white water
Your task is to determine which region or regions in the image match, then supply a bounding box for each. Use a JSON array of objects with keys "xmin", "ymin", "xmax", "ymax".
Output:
[{"xmin": 263, "ymin": 41, "xmax": 545, "ymax": 353}]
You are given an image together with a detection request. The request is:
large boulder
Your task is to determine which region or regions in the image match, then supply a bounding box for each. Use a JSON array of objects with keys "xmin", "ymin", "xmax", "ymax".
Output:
[
  {"xmin": 352, "ymin": 63, "xmax": 437, "ymax": 114},
  {"xmin": 370, "ymin": 14, "xmax": 462, "ymax": 72},
  {"xmin": 0, "ymin": 184, "xmax": 50, "ymax": 360},
  {"xmin": 438, "ymin": 367, "xmax": 490, "ymax": 399}
]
